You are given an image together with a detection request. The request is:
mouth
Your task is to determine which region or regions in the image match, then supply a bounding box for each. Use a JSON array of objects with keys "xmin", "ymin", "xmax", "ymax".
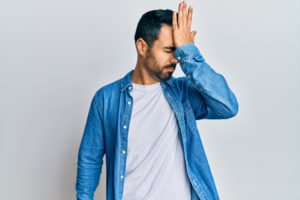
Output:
[
  {"xmin": 165, "ymin": 65, "xmax": 176, "ymax": 72},
  {"xmin": 167, "ymin": 67, "xmax": 175, "ymax": 72}
]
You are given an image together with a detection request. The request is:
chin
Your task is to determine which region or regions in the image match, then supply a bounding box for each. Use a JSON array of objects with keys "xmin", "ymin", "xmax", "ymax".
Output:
[{"xmin": 160, "ymin": 74, "xmax": 172, "ymax": 81}]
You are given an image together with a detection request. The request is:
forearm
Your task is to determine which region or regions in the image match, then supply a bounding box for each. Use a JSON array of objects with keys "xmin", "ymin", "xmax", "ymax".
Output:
[
  {"xmin": 76, "ymin": 147, "xmax": 104, "ymax": 200},
  {"xmin": 174, "ymin": 43, "xmax": 239, "ymax": 119}
]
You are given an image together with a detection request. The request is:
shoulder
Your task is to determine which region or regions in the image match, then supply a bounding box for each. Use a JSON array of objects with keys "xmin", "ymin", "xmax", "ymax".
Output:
[{"xmin": 92, "ymin": 78, "xmax": 122, "ymax": 102}]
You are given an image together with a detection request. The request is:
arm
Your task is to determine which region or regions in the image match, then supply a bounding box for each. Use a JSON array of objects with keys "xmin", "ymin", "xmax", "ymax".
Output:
[
  {"xmin": 174, "ymin": 43, "xmax": 239, "ymax": 120},
  {"xmin": 76, "ymin": 93, "xmax": 105, "ymax": 200},
  {"xmin": 172, "ymin": 2, "xmax": 238, "ymax": 120}
]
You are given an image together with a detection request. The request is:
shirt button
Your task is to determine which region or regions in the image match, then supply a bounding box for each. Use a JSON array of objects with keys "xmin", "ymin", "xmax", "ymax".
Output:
[
  {"xmin": 120, "ymin": 175, "xmax": 124, "ymax": 179},
  {"xmin": 177, "ymin": 56, "xmax": 181, "ymax": 61},
  {"xmin": 187, "ymin": 74, "xmax": 191, "ymax": 78},
  {"xmin": 128, "ymin": 86, "xmax": 132, "ymax": 90},
  {"xmin": 122, "ymin": 150, "xmax": 126, "ymax": 154},
  {"xmin": 123, "ymin": 125, "xmax": 127, "ymax": 129},
  {"xmin": 128, "ymin": 101, "xmax": 131, "ymax": 105}
]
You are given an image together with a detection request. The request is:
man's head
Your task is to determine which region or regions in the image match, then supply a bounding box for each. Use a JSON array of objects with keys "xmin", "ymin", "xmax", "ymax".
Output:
[
  {"xmin": 134, "ymin": 9, "xmax": 178, "ymax": 81},
  {"xmin": 134, "ymin": 9, "xmax": 174, "ymax": 48}
]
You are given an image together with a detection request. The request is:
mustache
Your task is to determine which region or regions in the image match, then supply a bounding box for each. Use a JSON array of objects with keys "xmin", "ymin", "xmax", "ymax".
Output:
[{"xmin": 164, "ymin": 64, "xmax": 177, "ymax": 69}]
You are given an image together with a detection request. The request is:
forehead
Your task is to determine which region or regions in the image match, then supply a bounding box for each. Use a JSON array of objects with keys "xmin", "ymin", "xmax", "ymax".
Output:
[{"xmin": 154, "ymin": 24, "xmax": 174, "ymax": 47}]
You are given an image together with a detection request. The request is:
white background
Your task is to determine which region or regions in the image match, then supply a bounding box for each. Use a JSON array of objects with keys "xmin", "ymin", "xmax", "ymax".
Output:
[{"xmin": 1, "ymin": 0, "xmax": 299, "ymax": 199}]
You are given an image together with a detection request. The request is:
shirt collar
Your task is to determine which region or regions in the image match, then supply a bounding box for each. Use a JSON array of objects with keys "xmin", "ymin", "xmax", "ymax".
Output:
[{"xmin": 120, "ymin": 69, "xmax": 174, "ymax": 92}]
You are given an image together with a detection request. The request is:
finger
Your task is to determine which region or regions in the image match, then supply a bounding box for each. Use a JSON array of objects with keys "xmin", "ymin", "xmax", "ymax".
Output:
[
  {"xmin": 172, "ymin": 11, "xmax": 178, "ymax": 30},
  {"xmin": 182, "ymin": 1, "xmax": 187, "ymax": 26},
  {"xmin": 187, "ymin": 6, "xmax": 193, "ymax": 29},
  {"xmin": 178, "ymin": 2, "xmax": 183, "ymax": 28}
]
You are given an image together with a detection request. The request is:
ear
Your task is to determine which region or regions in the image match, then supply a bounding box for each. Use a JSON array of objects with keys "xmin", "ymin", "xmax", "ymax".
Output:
[{"xmin": 136, "ymin": 38, "xmax": 149, "ymax": 57}]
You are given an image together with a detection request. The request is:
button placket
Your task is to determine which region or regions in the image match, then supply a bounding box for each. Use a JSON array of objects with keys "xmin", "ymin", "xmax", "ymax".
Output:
[{"xmin": 120, "ymin": 93, "xmax": 132, "ymax": 185}]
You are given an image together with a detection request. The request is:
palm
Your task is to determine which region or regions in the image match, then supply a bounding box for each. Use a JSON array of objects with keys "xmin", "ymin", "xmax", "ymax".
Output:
[{"xmin": 172, "ymin": 1, "xmax": 197, "ymax": 48}]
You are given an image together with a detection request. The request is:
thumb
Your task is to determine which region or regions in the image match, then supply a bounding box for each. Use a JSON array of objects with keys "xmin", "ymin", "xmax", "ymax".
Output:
[{"xmin": 191, "ymin": 31, "xmax": 197, "ymax": 43}]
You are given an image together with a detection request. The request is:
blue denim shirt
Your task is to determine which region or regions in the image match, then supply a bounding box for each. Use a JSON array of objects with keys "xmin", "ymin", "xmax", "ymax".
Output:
[{"xmin": 76, "ymin": 43, "xmax": 239, "ymax": 200}]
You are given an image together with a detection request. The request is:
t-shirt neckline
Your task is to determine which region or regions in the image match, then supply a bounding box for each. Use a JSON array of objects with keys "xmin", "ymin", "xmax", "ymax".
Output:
[{"xmin": 131, "ymin": 82, "xmax": 161, "ymax": 91}]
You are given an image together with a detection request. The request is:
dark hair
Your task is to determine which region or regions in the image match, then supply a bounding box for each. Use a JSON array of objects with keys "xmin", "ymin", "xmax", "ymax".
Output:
[{"xmin": 134, "ymin": 9, "xmax": 174, "ymax": 48}]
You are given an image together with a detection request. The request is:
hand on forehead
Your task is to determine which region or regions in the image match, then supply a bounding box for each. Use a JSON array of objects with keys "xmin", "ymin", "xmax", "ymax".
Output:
[{"xmin": 172, "ymin": 1, "xmax": 197, "ymax": 48}]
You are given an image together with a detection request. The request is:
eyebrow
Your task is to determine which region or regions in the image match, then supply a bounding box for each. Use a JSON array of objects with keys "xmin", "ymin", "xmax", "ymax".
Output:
[{"xmin": 163, "ymin": 46, "xmax": 176, "ymax": 51}]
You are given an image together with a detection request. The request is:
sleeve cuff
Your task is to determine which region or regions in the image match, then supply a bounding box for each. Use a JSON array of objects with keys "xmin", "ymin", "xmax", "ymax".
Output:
[{"xmin": 173, "ymin": 43, "xmax": 205, "ymax": 62}]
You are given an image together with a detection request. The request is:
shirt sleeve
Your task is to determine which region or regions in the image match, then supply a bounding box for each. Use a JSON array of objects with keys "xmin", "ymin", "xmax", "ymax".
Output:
[
  {"xmin": 174, "ymin": 43, "xmax": 239, "ymax": 120},
  {"xmin": 76, "ymin": 92, "xmax": 105, "ymax": 199}
]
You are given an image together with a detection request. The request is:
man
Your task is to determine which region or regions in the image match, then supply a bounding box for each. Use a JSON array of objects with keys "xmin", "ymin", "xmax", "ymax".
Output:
[{"xmin": 76, "ymin": 1, "xmax": 238, "ymax": 200}]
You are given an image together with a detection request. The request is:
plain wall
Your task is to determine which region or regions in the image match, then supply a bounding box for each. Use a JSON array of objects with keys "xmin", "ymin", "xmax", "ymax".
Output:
[{"xmin": 1, "ymin": 0, "xmax": 299, "ymax": 199}]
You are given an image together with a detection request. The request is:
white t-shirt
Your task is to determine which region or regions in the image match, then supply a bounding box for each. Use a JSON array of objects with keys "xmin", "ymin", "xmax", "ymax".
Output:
[{"xmin": 123, "ymin": 82, "xmax": 191, "ymax": 200}]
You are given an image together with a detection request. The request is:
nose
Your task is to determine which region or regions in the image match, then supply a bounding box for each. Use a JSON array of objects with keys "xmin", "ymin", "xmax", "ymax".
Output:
[{"xmin": 170, "ymin": 54, "xmax": 179, "ymax": 65}]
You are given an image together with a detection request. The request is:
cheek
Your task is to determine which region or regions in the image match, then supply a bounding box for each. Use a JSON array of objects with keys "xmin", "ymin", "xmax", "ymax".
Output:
[{"xmin": 153, "ymin": 52, "xmax": 169, "ymax": 68}]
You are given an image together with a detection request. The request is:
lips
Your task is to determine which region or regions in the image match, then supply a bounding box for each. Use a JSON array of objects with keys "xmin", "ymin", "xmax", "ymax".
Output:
[{"xmin": 166, "ymin": 67, "xmax": 175, "ymax": 72}]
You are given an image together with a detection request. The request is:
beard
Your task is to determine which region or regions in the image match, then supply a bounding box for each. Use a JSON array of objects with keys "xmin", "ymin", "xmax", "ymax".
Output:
[
  {"xmin": 144, "ymin": 50, "xmax": 177, "ymax": 81},
  {"xmin": 153, "ymin": 63, "xmax": 177, "ymax": 81}
]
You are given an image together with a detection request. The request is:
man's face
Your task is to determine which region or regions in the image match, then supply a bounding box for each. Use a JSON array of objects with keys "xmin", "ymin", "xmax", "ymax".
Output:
[{"xmin": 143, "ymin": 24, "xmax": 178, "ymax": 81}]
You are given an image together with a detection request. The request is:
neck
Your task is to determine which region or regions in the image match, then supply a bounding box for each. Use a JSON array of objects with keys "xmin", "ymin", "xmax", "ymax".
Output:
[{"xmin": 130, "ymin": 60, "xmax": 160, "ymax": 85}]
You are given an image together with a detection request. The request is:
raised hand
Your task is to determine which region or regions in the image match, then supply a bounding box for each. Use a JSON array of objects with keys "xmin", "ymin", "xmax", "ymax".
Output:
[{"xmin": 172, "ymin": 1, "xmax": 197, "ymax": 48}]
